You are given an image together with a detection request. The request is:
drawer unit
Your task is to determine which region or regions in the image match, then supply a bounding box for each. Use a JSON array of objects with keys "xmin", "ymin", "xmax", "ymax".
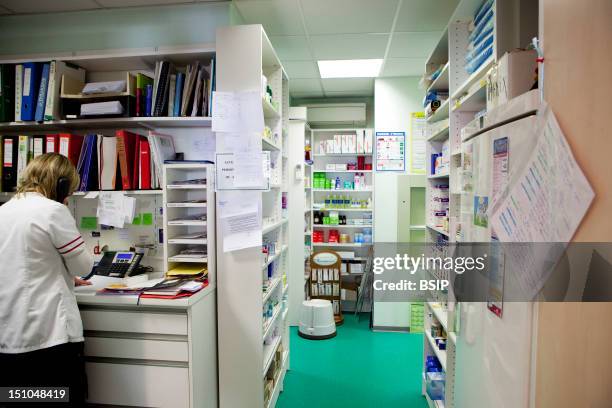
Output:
[
  {"xmin": 84, "ymin": 336, "xmax": 189, "ymax": 363},
  {"xmin": 81, "ymin": 309, "xmax": 188, "ymax": 336},
  {"xmin": 86, "ymin": 362, "xmax": 190, "ymax": 408}
]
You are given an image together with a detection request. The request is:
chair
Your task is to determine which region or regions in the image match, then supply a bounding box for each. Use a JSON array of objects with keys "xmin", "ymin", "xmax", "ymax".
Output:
[{"xmin": 308, "ymin": 250, "xmax": 343, "ymax": 325}]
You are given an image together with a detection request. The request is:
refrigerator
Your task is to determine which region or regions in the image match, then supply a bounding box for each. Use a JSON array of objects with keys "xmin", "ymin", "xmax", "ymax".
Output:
[{"xmin": 453, "ymin": 95, "xmax": 540, "ymax": 408}]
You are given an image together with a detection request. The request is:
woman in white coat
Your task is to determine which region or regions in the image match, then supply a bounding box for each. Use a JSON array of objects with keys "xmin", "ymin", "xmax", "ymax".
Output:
[{"xmin": 0, "ymin": 153, "xmax": 93, "ymax": 405}]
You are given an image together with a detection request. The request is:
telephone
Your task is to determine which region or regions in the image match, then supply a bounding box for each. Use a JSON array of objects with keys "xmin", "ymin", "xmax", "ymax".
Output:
[
  {"xmin": 95, "ymin": 251, "xmax": 144, "ymax": 278},
  {"xmin": 56, "ymin": 176, "xmax": 71, "ymax": 203}
]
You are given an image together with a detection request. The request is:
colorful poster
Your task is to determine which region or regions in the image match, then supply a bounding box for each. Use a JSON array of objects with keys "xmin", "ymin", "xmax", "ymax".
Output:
[
  {"xmin": 375, "ymin": 132, "xmax": 405, "ymax": 172},
  {"xmin": 410, "ymin": 113, "xmax": 427, "ymax": 174}
]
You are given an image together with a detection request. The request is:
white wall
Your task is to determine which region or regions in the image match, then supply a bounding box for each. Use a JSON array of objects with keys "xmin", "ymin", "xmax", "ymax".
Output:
[
  {"xmin": 373, "ymin": 76, "xmax": 423, "ymax": 330},
  {"xmin": 374, "ymin": 77, "xmax": 423, "ymax": 240},
  {"xmin": 0, "ymin": 2, "xmax": 231, "ymax": 56}
]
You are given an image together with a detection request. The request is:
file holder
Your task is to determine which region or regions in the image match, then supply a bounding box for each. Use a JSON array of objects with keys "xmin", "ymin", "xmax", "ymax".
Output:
[{"xmin": 60, "ymin": 72, "xmax": 136, "ymax": 119}]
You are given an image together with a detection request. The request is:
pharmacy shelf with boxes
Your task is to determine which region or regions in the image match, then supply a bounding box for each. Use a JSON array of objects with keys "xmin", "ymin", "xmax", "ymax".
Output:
[{"xmin": 309, "ymin": 128, "xmax": 374, "ymax": 251}]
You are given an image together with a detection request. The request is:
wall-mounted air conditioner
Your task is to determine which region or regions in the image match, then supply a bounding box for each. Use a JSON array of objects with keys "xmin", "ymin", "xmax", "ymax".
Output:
[{"xmin": 303, "ymin": 103, "xmax": 366, "ymax": 127}]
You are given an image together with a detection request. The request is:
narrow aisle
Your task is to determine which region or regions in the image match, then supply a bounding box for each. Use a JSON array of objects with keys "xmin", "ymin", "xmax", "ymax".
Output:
[{"xmin": 277, "ymin": 314, "xmax": 427, "ymax": 408}]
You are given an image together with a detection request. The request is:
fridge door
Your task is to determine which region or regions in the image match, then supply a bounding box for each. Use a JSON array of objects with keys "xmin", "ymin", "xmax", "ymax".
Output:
[{"xmin": 454, "ymin": 116, "xmax": 539, "ymax": 408}]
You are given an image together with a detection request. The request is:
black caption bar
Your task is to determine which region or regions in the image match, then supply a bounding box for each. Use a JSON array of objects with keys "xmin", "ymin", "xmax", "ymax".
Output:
[{"xmin": 0, "ymin": 387, "xmax": 69, "ymax": 402}]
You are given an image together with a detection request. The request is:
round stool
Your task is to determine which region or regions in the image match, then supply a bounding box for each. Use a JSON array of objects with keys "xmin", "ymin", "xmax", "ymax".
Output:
[{"xmin": 298, "ymin": 299, "xmax": 337, "ymax": 340}]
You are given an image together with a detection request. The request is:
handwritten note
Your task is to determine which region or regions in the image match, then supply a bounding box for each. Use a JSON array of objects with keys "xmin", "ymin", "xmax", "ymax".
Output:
[
  {"xmin": 490, "ymin": 105, "xmax": 594, "ymax": 298},
  {"xmin": 212, "ymin": 91, "xmax": 264, "ymax": 133},
  {"xmin": 218, "ymin": 191, "xmax": 262, "ymax": 252}
]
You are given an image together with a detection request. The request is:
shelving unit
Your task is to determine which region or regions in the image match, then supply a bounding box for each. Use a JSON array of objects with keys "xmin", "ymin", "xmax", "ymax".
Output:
[
  {"xmin": 215, "ymin": 25, "xmax": 290, "ymax": 408},
  {"xmin": 309, "ymin": 128, "xmax": 374, "ymax": 267},
  {"xmin": 420, "ymin": 1, "xmax": 539, "ymax": 407},
  {"xmin": 162, "ymin": 163, "xmax": 215, "ymax": 282}
]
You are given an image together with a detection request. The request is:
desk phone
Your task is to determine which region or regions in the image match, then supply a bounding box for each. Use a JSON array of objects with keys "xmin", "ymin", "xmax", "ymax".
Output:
[{"xmin": 95, "ymin": 251, "xmax": 143, "ymax": 278}]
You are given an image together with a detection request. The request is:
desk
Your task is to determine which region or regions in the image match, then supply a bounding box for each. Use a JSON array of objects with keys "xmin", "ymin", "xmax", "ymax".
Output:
[{"xmin": 75, "ymin": 285, "xmax": 217, "ymax": 408}]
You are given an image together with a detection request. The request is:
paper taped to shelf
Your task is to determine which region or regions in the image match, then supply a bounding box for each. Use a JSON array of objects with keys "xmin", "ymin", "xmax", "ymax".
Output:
[
  {"xmin": 218, "ymin": 191, "xmax": 262, "ymax": 252},
  {"xmin": 490, "ymin": 105, "xmax": 595, "ymax": 297},
  {"xmin": 215, "ymin": 151, "xmax": 270, "ymax": 190},
  {"xmin": 212, "ymin": 91, "xmax": 264, "ymax": 133},
  {"xmin": 96, "ymin": 191, "xmax": 136, "ymax": 229}
]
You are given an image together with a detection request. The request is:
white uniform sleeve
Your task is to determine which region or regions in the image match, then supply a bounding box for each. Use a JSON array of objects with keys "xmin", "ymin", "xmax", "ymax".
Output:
[{"xmin": 48, "ymin": 204, "xmax": 94, "ymax": 278}]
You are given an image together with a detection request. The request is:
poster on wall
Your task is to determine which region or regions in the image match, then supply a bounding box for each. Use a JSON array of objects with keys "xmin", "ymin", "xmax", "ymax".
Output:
[
  {"xmin": 410, "ymin": 112, "xmax": 427, "ymax": 174},
  {"xmin": 375, "ymin": 131, "xmax": 405, "ymax": 171}
]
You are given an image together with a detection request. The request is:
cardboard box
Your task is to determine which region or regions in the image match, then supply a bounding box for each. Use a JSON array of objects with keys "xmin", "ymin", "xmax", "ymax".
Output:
[
  {"xmin": 333, "ymin": 135, "xmax": 342, "ymax": 154},
  {"xmin": 356, "ymin": 130, "xmax": 365, "ymax": 153},
  {"xmin": 364, "ymin": 129, "xmax": 373, "ymax": 153},
  {"xmin": 487, "ymin": 49, "xmax": 537, "ymax": 110}
]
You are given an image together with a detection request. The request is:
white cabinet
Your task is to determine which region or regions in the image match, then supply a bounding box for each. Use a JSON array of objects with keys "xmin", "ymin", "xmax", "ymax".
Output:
[{"xmin": 77, "ymin": 288, "xmax": 217, "ymax": 408}]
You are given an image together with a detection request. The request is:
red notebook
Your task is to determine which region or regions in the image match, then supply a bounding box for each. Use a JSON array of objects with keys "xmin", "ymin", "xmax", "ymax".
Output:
[
  {"xmin": 132, "ymin": 136, "xmax": 141, "ymax": 190},
  {"xmin": 58, "ymin": 134, "xmax": 84, "ymax": 167},
  {"xmin": 115, "ymin": 130, "xmax": 138, "ymax": 190},
  {"xmin": 139, "ymin": 137, "xmax": 152, "ymax": 190}
]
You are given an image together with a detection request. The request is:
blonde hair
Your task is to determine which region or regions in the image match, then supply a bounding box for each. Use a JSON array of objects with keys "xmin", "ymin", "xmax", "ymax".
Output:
[{"xmin": 17, "ymin": 153, "xmax": 80, "ymax": 201}]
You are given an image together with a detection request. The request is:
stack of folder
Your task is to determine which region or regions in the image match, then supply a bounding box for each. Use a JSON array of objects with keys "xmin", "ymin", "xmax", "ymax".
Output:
[
  {"xmin": 0, "ymin": 130, "xmax": 173, "ymax": 193},
  {"xmin": 135, "ymin": 58, "xmax": 215, "ymax": 118},
  {"xmin": 1, "ymin": 56, "xmax": 215, "ymax": 122},
  {"xmin": 1, "ymin": 61, "xmax": 85, "ymax": 123}
]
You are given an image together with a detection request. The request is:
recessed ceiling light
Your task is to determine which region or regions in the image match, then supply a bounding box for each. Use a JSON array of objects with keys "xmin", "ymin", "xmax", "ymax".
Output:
[{"xmin": 317, "ymin": 59, "xmax": 383, "ymax": 79}]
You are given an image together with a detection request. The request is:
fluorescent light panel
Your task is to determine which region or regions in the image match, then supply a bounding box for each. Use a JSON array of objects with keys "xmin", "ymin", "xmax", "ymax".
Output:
[{"xmin": 318, "ymin": 59, "xmax": 383, "ymax": 78}]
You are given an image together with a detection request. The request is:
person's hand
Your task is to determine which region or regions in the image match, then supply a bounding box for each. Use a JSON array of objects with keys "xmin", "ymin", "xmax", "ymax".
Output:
[{"xmin": 74, "ymin": 277, "xmax": 92, "ymax": 287}]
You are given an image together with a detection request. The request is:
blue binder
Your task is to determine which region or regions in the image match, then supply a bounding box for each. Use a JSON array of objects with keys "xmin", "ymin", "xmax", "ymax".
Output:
[
  {"xmin": 34, "ymin": 63, "xmax": 50, "ymax": 122},
  {"xmin": 79, "ymin": 135, "xmax": 95, "ymax": 191},
  {"xmin": 21, "ymin": 62, "xmax": 42, "ymax": 121},
  {"xmin": 145, "ymin": 84, "xmax": 153, "ymax": 117},
  {"xmin": 173, "ymin": 73, "xmax": 184, "ymax": 117}
]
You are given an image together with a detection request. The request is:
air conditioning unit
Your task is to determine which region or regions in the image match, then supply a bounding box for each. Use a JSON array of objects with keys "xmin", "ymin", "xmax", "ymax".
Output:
[{"xmin": 303, "ymin": 103, "xmax": 366, "ymax": 127}]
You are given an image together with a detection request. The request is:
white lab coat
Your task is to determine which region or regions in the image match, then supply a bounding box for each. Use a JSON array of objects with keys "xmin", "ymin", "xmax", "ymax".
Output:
[{"xmin": 0, "ymin": 192, "xmax": 94, "ymax": 353}]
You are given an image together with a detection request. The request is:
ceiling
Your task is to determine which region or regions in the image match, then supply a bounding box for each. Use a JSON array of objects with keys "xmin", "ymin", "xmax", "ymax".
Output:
[
  {"xmin": 0, "ymin": 0, "xmax": 219, "ymax": 15},
  {"xmin": 0, "ymin": 0, "xmax": 459, "ymax": 98},
  {"xmin": 234, "ymin": 0, "xmax": 458, "ymax": 98}
]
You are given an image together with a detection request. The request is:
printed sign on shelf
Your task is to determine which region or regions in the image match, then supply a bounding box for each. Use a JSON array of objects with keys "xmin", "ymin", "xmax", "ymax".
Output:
[{"xmin": 215, "ymin": 151, "xmax": 271, "ymax": 191}]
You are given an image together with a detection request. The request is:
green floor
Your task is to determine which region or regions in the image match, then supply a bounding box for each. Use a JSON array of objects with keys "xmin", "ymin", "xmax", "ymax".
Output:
[{"xmin": 277, "ymin": 314, "xmax": 427, "ymax": 408}]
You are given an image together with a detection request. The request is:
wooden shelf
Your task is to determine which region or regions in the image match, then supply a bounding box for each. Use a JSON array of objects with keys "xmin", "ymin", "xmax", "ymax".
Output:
[
  {"xmin": 428, "ymin": 173, "xmax": 450, "ymax": 179},
  {"xmin": 452, "ymin": 84, "xmax": 487, "ymax": 112},
  {"xmin": 314, "ymin": 170, "xmax": 372, "ymax": 173},
  {"xmin": 312, "ymin": 242, "xmax": 372, "ymax": 247},
  {"xmin": 262, "ymin": 136, "xmax": 281, "ymax": 151},
  {"xmin": 315, "ymin": 207, "xmax": 373, "ymax": 212},
  {"xmin": 427, "ymin": 124, "xmax": 450, "ymax": 143},
  {"xmin": 262, "ymin": 97, "xmax": 280, "ymax": 119},
  {"xmin": 426, "ymin": 224, "xmax": 449, "ymax": 237},
  {"xmin": 312, "ymin": 188, "xmax": 372, "ymax": 192},
  {"xmin": 427, "ymin": 62, "xmax": 450, "ymax": 92},
  {"xmin": 262, "ymin": 335, "xmax": 282, "ymax": 376},
  {"xmin": 262, "ymin": 277, "xmax": 281, "ymax": 304},
  {"xmin": 312, "ymin": 152, "xmax": 372, "ymax": 157},
  {"xmin": 425, "ymin": 331, "xmax": 447, "ymax": 372},
  {"xmin": 312, "ymin": 224, "xmax": 373, "ymax": 229},
  {"xmin": 427, "ymin": 301, "xmax": 448, "ymax": 332},
  {"xmin": 451, "ymin": 57, "xmax": 495, "ymax": 101},
  {"xmin": 426, "ymin": 99, "xmax": 450, "ymax": 123},
  {"xmin": 0, "ymin": 116, "xmax": 212, "ymax": 132}
]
